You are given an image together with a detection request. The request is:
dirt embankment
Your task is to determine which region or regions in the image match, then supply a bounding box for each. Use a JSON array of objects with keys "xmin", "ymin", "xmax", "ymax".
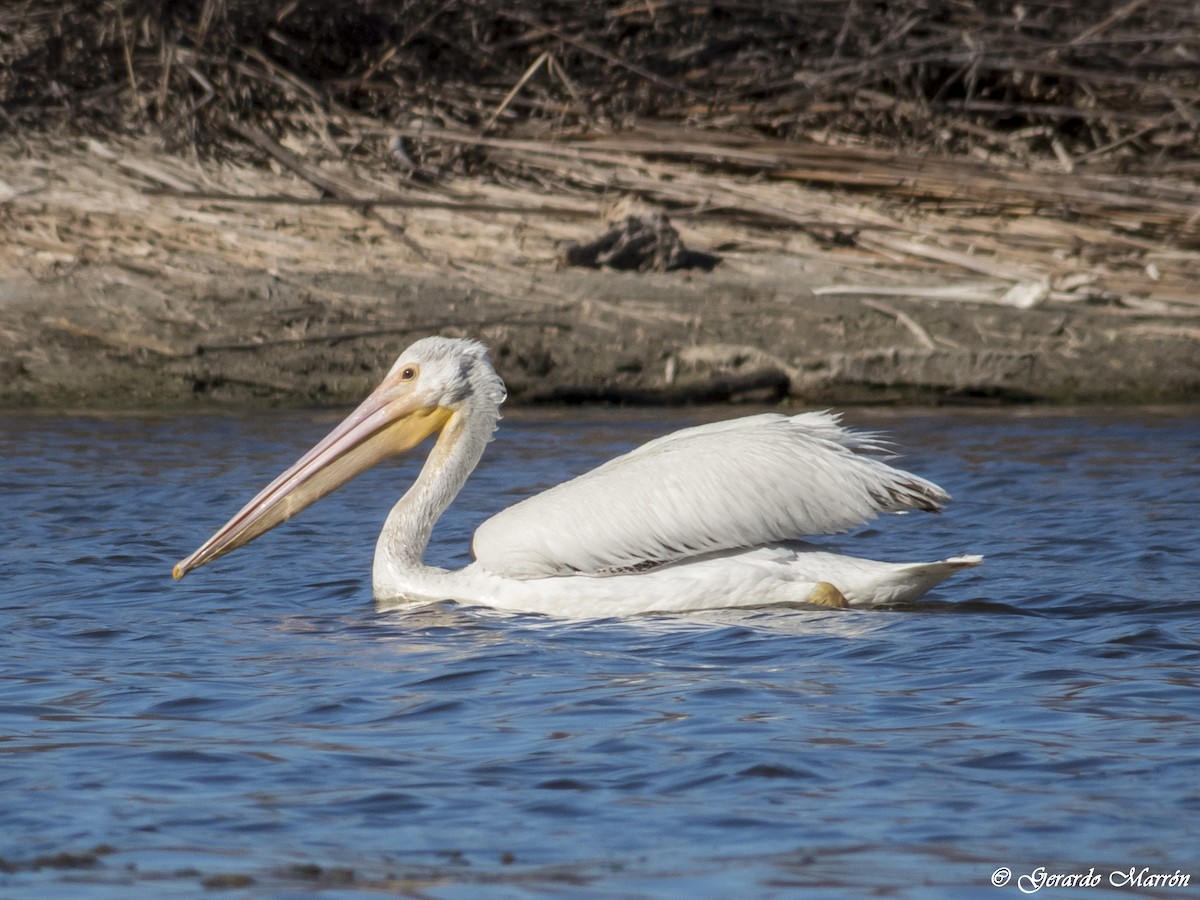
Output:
[
  {"xmin": 2, "ymin": 2, "xmax": 1198, "ymax": 408},
  {"xmin": 2, "ymin": 133, "xmax": 1198, "ymax": 409}
]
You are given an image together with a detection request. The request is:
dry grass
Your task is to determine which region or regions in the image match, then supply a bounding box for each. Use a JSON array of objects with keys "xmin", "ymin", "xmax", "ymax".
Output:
[
  {"xmin": 6, "ymin": 0, "xmax": 1200, "ymax": 166},
  {"xmin": 3, "ymin": 1, "xmax": 1200, "ymax": 319}
]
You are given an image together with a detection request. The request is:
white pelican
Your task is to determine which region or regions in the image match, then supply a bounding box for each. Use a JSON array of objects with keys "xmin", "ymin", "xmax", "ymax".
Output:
[{"xmin": 173, "ymin": 337, "xmax": 980, "ymax": 616}]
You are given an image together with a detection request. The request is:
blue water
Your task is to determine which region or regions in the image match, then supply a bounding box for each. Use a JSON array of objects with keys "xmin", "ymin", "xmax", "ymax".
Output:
[{"xmin": 1, "ymin": 406, "xmax": 1198, "ymax": 898}]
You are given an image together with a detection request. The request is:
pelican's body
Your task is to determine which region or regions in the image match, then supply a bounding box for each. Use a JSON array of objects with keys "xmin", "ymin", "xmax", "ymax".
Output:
[
  {"xmin": 376, "ymin": 543, "xmax": 978, "ymax": 617},
  {"xmin": 175, "ymin": 337, "xmax": 980, "ymax": 615}
]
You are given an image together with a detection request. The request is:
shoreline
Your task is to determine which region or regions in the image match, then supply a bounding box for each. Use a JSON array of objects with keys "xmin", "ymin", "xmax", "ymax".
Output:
[{"xmin": 3, "ymin": 134, "xmax": 1197, "ymax": 409}]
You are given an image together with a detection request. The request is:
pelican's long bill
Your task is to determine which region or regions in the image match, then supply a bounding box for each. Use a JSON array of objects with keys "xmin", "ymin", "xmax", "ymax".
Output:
[{"xmin": 173, "ymin": 377, "xmax": 451, "ymax": 580}]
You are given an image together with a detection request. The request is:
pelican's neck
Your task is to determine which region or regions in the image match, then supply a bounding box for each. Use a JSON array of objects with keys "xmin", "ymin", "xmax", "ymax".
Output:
[{"xmin": 374, "ymin": 396, "xmax": 499, "ymax": 577}]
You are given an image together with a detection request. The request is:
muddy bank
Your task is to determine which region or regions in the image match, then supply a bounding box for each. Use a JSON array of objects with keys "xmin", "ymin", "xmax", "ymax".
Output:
[
  {"xmin": 2, "ymin": 136, "xmax": 1197, "ymax": 409},
  {"xmin": 6, "ymin": 259, "xmax": 1196, "ymax": 409}
]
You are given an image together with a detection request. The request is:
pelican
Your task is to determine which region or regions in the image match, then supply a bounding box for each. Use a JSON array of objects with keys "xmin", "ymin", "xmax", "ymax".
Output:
[{"xmin": 173, "ymin": 337, "xmax": 980, "ymax": 616}]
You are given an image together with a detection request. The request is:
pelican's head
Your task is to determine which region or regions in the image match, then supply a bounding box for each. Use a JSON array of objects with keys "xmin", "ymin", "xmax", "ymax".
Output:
[{"xmin": 173, "ymin": 336, "xmax": 505, "ymax": 580}]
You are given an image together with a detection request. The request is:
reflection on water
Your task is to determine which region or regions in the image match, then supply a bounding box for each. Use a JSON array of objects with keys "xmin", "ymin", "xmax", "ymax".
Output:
[{"xmin": 1, "ymin": 406, "xmax": 1198, "ymax": 897}]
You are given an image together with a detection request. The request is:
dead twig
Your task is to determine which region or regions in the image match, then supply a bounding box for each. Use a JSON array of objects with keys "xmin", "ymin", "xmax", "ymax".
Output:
[
  {"xmin": 1069, "ymin": 0, "xmax": 1153, "ymax": 46},
  {"xmin": 860, "ymin": 299, "xmax": 937, "ymax": 350},
  {"xmin": 482, "ymin": 51, "xmax": 549, "ymax": 133},
  {"xmin": 227, "ymin": 119, "xmax": 429, "ymax": 259},
  {"xmin": 140, "ymin": 186, "xmax": 597, "ymax": 219}
]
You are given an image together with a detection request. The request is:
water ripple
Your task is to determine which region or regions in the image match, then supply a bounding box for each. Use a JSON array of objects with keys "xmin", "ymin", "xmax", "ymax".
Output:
[{"xmin": 1, "ymin": 408, "xmax": 1198, "ymax": 896}]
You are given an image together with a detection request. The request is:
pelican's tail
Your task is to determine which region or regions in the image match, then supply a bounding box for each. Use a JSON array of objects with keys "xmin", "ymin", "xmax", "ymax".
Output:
[{"xmin": 839, "ymin": 554, "xmax": 983, "ymax": 608}]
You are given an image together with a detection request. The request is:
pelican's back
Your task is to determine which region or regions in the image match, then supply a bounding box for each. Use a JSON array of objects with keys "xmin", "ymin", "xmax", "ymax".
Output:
[{"xmin": 471, "ymin": 412, "xmax": 950, "ymax": 579}]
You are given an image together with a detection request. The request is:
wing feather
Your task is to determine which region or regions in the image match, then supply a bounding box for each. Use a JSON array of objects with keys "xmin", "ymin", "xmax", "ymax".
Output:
[{"xmin": 471, "ymin": 412, "xmax": 950, "ymax": 578}]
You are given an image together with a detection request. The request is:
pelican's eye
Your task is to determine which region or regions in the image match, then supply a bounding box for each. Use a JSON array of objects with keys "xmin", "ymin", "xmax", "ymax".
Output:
[{"xmin": 399, "ymin": 364, "xmax": 419, "ymax": 382}]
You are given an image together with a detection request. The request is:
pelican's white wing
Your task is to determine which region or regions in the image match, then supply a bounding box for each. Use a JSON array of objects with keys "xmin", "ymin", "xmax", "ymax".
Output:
[{"xmin": 472, "ymin": 412, "xmax": 950, "ymax": 578}]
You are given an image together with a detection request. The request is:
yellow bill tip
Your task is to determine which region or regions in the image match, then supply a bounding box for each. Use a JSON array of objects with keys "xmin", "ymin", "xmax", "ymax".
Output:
[{"xmin": 172, "ymin": 562, "xmax": 186, "ymax": 581}]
